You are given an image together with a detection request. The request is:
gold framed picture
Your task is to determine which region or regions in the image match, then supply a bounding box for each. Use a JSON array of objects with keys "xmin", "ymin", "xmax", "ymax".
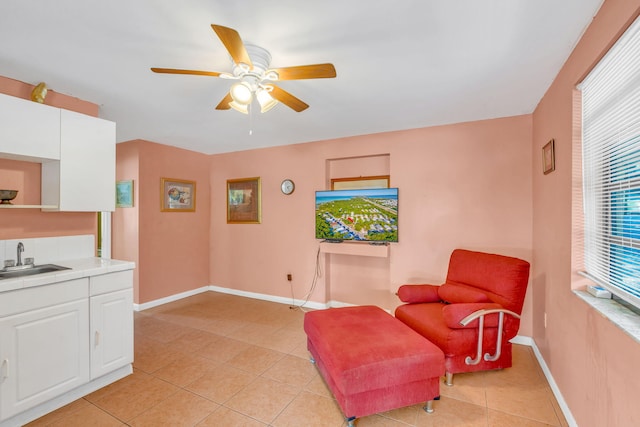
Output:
[
  {"xmin": 331, "ymin": 175, "xmax": 390, "ymax": 190},
  {"xmin": 160, "ymin": 178, "xmax": 195, "ymax": 212},
  {"xmin": 227, "ymin": 177, "xmax": 261, "ymax": 223}
]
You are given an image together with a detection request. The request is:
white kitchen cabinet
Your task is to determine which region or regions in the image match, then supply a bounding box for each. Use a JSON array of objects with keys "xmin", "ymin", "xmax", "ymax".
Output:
[
  {"xmin": 0, "ymin": 279, "xmax": 89, "ymax": 421},
  {"xmin": 41, "ymin": 109, "xmax": 116, "ymax": 212},
  {"xmin": 0, "ymin": 93, "xmax": 116, "ymax": 212},
  {"xmin": 90, "ymin": 271, "xmax": 133, "ymax": 379},
  {"xmin": 0, "ymin": 267, "xmax": 134, "ymax": 425},
  {"xmin": 0, "ymin": 93, "xmax": 61, "ymax": 161}
]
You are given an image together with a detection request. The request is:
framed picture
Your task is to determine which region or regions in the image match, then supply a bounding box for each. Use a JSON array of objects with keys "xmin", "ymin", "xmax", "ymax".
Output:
[
  {"xmin": 227, "ymin": 177, "xmax": 261, "ymax": 223},
  {"xmin": 161, "ymin": 178, "xmax": 196, "ymax": 212},
  {"xmin": 115, "ymin": 180, "xmax": 134, "ymax": 208},
  {"xmin": 543, "ymin": 139, "xmax": 555, "ymax": 175},
  {"xmin": 331, "ymin": 175, "xmax": 390, "ymax": 190}
]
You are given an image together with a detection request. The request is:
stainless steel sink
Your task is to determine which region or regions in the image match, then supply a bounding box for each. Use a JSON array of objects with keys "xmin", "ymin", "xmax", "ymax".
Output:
[{"xmin": 0, "ymin": 264, "xmax": 70, "ymax": 280}]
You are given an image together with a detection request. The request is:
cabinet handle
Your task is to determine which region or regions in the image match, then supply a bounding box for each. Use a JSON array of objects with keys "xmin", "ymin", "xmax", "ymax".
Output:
[
  {"xmin": 95, "ymin": 331, "xmax": 100, "ymax": 346},
  {"xmin": 1, "ymin": 359, "xmax": 7, "ymax": 382}
]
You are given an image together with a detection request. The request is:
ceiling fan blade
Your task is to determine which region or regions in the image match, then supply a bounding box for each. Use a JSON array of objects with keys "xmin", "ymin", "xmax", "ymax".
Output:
[
  {"xmin": 268, "ymin": 63, "xmax": 336, "ymax": 80},
  {"xmin": 215, "ymin": 92, "xmax": 233, "ymax": 110},
  {"xmin": 151, "ymin": 67, "xmax": 224, "ymax": 77},
  {"xmin": 211, "ymin": 24, "xmax": 253, "ymax": 69},
  {"xmin": 269, "ymin": 85, "xmax": 309, "ymax": 112}
]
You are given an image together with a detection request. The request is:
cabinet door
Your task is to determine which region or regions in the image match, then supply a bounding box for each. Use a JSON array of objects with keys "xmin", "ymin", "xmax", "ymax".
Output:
[
  {"xmin": 0, "ymin": 93, "xmax": 61, "ymax": 161},
  {"xmin": 0, "ymin": 299, "xmax": 89, "ymax": 420},
  {"xmin": 42, "ymin": 109, "xmax": 116, "ymax": 211},
  {"xmin": 90, "ymin": 289, "xmax": 133, "ymax": 380}
]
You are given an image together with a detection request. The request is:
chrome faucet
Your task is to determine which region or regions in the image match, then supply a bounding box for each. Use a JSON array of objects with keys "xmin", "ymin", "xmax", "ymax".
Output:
[{"xmin": 16, "ymin": 242, "xmax": 24, "ymax": 266}]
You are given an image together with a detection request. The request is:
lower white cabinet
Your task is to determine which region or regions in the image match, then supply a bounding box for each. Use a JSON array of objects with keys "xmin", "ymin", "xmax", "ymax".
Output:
[
  {"xmin": 0, "ymin": 270, "xmax": 133, "ymax": 424},
  {"xmin": 0, "ymin": 280, "xmax": 90, "ymax": 420},
  {"xmin": 90, "ymin": 288, "xmax": 133, "ymax": 379}
]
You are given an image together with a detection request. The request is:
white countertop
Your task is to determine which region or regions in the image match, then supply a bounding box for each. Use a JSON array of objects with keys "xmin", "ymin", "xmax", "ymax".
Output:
[{"xmin": 0, "ymin": 257, "xmax": 135, "ymax": 293}]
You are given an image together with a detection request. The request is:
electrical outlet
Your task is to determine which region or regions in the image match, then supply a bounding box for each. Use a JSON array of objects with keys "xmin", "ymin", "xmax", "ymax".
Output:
[{"xmin": 287, "ymin": 273, "xmax": 292, "ymax": 281}]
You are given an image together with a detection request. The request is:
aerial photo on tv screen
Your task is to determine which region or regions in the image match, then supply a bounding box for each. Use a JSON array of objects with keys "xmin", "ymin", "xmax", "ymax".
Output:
[{"xmin": 315, "ymin": 188, "xmax": 398, "ymax": 242}]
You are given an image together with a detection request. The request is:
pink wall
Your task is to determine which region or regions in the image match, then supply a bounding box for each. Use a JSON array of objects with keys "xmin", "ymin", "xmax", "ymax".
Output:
[
  {"xmin": 0, "ymin": 76, "xmax": 98, "ymax": 241},
  {"xmin": 113, "ymin": 142, "xmax": 140, "ymax": 301},
  {"xmin": 209, "ymin": 115, "xmax": 534, "ymax": 333},
  {"xmin": 532, "ymin": 1, "xmax": 640, "ymax": 426},
  {"xmin": 114, "ymin": 140, "xmax": 210, "ymax": 304}
]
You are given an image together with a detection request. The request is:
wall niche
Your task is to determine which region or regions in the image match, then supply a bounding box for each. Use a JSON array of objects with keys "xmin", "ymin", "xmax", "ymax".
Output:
[{"xmin": 323, "ymin": 153, "xmax": 393, "ymax": 308}]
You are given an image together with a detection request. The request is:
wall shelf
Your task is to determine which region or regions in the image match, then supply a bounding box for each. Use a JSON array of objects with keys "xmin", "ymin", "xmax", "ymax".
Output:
[
  {"xmin": 320, "ymin": 241, "xmax": 390, "ymax": 258},
  {"xmin": 0, "ymin": 204, "xmax": 58, "ymax": 209}
]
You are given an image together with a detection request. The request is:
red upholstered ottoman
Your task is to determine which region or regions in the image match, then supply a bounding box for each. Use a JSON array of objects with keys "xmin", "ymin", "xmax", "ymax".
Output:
[{"xmin": 303, "ymin": 305, "xmax": 445, "ymax": 425}]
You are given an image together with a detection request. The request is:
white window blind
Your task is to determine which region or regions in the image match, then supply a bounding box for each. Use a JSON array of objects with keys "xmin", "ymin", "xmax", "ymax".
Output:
[{"xmin": 582, "ymin": 15, "xmax": 640, "ymax": 309}]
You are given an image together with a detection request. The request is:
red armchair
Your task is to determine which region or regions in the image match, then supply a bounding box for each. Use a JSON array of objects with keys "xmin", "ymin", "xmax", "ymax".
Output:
[{"xmin": 394, "ymin": 249, "xmax": 530, "ymax": 386}]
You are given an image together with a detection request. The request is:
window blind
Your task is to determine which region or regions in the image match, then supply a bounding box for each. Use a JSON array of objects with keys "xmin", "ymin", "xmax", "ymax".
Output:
[{"xmin": 582, "ymin": 15, "xmax": 640, "ymax": 309}]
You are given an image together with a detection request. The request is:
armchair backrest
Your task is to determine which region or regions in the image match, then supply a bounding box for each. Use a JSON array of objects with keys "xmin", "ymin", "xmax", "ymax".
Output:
[{"xmin": 444, "ymin": 249, "xmax": 530, "ymax": 314}]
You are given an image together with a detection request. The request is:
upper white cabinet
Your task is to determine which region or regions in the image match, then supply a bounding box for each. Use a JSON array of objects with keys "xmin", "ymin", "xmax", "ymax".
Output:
[
  {"xmin": 0, "ymin": 93, "xmax": 60, "ymax": 161},
  {"xmin": 42, "ymin": 110, "xmax": 116, "ymax": 211},
  {"xmin": 0, "ymin": 93, "xmax": 116, "ymax": 212}
]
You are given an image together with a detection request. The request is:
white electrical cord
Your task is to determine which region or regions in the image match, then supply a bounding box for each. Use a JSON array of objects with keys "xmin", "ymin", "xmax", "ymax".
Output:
[{"xmin": 289, "ymin": 245, "xmax": 322, "ymax": 311}]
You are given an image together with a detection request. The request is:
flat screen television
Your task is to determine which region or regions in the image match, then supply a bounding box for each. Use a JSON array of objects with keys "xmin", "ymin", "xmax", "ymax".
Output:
[{"xmin": 315, "ymin": 188, "xmax": 398, "ymax": 242}]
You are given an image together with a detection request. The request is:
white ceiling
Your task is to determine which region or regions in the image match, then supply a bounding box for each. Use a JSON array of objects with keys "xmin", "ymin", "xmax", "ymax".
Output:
[{"xmin": 0, "ymin": 0, "xmax": 603, "ymax": 155}]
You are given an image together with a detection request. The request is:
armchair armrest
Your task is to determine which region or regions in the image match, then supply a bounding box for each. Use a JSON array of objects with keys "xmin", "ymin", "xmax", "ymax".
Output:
[
  {"xmin": 459, "ymin": 308, "xmax": 521, "ymax": 326},
  {"xmin": 456, "ymin": 307, "xmax": 521, "ymax": 366},
  {"xmin": 442, "ymin": 303, "xmax": 503, "ymax": 329},
  {"xmin": 396, "ymin": 284, "xmax": 440, "ymax": 303}
]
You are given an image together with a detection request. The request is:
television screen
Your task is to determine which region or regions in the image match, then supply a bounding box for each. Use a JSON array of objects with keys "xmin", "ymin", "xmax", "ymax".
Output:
[{"xmin": 315, "ymin": 188, "xmax": 398, "ymax": 242}]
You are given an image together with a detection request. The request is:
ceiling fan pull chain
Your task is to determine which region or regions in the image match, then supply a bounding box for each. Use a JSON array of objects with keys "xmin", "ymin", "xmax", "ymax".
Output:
[{"xmin": 249, "ymin": 103, "xmax": 253, "ymax": 135}]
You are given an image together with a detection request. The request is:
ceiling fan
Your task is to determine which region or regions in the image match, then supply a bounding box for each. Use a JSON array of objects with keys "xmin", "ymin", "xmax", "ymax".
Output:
[{"xmin": 151, "ymin": 24, "xmax": 337, "ymax": 114}]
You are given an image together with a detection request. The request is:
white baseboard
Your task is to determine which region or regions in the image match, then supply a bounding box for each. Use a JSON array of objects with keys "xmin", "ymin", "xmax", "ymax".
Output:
[
  {"xmin": 510, "ymin": 335, "xmax": 534, "ymax": 346},
  {"xmin": 135, "ymin": 284, "xmax": 362, "ymax": 312},
  {"xmin": 511, "ymin": 335, "xmax": 577, "ymax": 427},
  {"xmin": 134, "ymin": 286, "xmax": 209, "ymax": 311},
  {"xmin": 208, "ymin": 285, "xmax": 330, "ymax": 310}
]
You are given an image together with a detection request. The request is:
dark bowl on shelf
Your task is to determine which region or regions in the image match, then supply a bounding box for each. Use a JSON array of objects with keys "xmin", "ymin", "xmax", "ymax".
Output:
[{"xmin": 0, "ymin": 190, "xmax": 18, "ymax": 204}]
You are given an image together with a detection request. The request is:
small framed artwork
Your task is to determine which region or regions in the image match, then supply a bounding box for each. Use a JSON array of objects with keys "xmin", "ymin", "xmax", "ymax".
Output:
[
  {"xmin": 543, "ymin": 139, "xmax": 555, "ymax": 175},
  {"xmin": 331, "ymin": 175, "xmax": 390, "ymax": 190},
  {"xmin": 161, "ymin": 178, "xmax": 196, "ymax": 212},
  {"xmin": 115, "ymin": 180, "xmax": 134, "ymax": 208},
  {"xmin": 227, "ymin": 177, "xmax": 261, "ymax": 223}
]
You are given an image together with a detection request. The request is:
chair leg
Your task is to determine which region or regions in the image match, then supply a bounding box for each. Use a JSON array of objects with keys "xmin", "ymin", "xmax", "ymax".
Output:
[{"xmin": 445, "ymin": 372, "xmax": 453, "ymax": 386}]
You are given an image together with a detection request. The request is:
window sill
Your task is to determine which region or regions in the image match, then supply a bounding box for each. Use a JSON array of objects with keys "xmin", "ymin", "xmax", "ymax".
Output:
[{"xmin": 574, "ymin": 289, "xmax": 640, "ymax": 343}]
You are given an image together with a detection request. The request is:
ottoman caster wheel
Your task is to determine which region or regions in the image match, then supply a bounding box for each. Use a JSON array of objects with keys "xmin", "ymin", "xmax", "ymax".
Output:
[
  {"xmin": 346, "ymin": 416, "xmax": 356, "ymax": 426},
  {"xmin": 423, "ymin": 397, "xmax": 439, "ymax": 414}
]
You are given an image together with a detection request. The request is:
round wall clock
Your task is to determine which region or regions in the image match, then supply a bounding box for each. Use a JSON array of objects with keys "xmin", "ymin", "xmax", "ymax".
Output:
[{"xmin": 281, "ymin": 179, "xmax": 295, "ymax": 195}]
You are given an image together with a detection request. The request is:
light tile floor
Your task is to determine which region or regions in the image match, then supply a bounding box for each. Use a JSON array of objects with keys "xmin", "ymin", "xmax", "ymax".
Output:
[{"xmin": 28, "ymin": 291, "xmax": 568, "ymax": 426}]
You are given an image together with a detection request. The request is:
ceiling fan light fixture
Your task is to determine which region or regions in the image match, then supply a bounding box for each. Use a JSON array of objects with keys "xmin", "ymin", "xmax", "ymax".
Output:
[
  {"xmin": 230, "ymin": 81, "xmax": 252, "ymax": 105},
  {"xmin": 256, "ymin": 88, "xmax": 278, "ymax": 113},
  {"xmin": 228, "ymin": 101, "xmax": 249, "ymax": 114}
]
